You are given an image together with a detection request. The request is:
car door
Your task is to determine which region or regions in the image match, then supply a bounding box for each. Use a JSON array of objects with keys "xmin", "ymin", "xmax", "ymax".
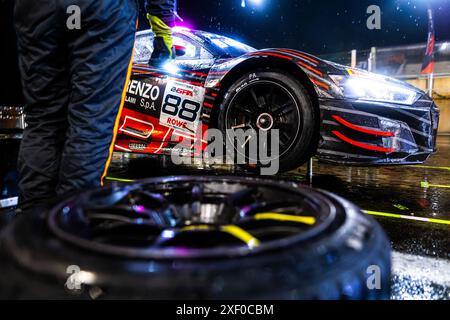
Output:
[{"xmin": 114, "ymin": 30, "xmax": 214, "ymax": 155}]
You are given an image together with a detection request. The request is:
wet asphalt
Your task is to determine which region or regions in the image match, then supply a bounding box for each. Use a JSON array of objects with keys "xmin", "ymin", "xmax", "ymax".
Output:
[
  {"xmin": 302, "ymin": 136, "xmax": 450, "ymax": 300},
  {"xmin": 107, "ymin": 135, "xmax": 450, "ymax": 300},
  {"xmin": 305, "ymin": 136, "xmax": 450, "ymax": 259},
  {"xmin": 1, "ymin": 137, "xmax": 448, "ymax": 299}
]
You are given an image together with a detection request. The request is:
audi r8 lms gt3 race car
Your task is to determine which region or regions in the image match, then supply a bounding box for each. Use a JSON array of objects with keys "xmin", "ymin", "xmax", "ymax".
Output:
[{"xmin": 114, "ymin": 28, "xmax": 440, "ymax": 172}]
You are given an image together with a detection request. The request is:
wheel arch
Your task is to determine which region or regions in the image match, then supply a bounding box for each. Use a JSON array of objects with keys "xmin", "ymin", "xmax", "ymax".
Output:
[{"xmin": 209, "ymin": 56, "xmax": 322, "ymax": 150}]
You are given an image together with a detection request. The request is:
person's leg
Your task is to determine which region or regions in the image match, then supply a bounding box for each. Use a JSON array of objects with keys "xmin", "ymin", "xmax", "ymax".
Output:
[
  {"xmin": 14, "ymin": 0, "xmax": 70, "ymax": 207},
  {"xmin": 57, "ymin": 0, "xmax": 138, "ymax": 196},
  {"xmin": 146, "ymin": 0, "xmax": 176, "ymax": 26},
  {"xmin": 146, "ymin": 0, "xmax": 176, "ymax": 65}
]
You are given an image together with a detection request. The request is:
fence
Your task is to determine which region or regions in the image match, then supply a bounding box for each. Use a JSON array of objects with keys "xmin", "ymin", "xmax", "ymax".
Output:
[{"xmin": 320, "ymin": 41, "xmax": 450, "ymax": 80}]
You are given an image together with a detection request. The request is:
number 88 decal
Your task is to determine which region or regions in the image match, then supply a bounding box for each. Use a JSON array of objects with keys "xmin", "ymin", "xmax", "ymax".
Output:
[{"xmin": 162, "ymin": 94, "xmax": 201, "ymax": 122}]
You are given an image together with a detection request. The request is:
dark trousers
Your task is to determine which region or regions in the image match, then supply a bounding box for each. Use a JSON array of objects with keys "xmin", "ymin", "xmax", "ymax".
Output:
[
  {"xmin": 14, "ymin": 0, "xmax": 138, "ymax": 206},
  {"xmin": 146, "ymin": 0, "xmax": 175, "ymax": 26}
]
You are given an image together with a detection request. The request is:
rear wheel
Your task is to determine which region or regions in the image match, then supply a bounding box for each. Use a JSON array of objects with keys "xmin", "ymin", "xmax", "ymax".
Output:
[
  {"xmin": 0, "ymin": 176, "xmax": 390, "ymax": 299},
  {"xmin": 218, "ymin": 70, "xmax": 319, "ymax": 173}
]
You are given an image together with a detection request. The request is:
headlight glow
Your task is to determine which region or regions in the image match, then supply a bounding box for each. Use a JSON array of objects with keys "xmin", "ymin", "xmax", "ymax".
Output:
[{"xmin": 330, "ymin": 73, "xmax": 420, "ymax": 105}]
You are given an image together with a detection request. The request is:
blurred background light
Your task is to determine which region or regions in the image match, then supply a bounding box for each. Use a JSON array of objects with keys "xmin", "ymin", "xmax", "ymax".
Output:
[{"xmin": 241, "ymin": 0, "xmax": 265, "ymax": 9}]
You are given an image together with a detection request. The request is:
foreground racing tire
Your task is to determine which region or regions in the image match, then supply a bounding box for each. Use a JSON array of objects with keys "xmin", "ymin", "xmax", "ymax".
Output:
[
  {"xmin": 218, "ymin": 70, "xmax": 319, "ymax": 173},
  {"xmin": 0, "ymin": 176, "xmax": 390, "ymax": 299}
]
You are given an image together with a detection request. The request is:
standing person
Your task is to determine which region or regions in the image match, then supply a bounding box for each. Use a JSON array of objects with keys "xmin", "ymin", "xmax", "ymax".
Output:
[
  {"xmin": 15, "ymin": 0, "xmax": 139, "ymax": 209},
  {"xmin": 15, "ymin": 0, "xmax": 176, "ymax": 210},
  {"xmin": 146, "ymin": 0, "xmax": 176, "ymax": 65}
]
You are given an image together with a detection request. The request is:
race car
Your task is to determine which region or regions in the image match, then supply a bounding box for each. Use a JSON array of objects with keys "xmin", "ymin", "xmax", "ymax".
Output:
[{"xmin": 114, "ymin": 28, "xmax": 440, "ymax": 172}]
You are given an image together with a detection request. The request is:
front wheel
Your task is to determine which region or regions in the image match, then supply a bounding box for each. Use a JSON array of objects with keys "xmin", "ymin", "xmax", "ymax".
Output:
[{"xmin": 218, "ymin": 70, "xmax": 319, "ymax": 173}]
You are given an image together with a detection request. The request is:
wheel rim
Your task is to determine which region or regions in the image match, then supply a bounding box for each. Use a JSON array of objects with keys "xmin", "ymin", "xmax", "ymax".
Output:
[
  {"xmin": 225, "ymin": 80, "xmax": 302, "ymax": 161},
  {"xmin": 47, "ymin": 177, "xmax": 336, "ymax": 259}
]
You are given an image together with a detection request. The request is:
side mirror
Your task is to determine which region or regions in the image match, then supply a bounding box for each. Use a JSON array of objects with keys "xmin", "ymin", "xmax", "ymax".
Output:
[{"xmin": 174, "ymin": 45, "xmax": 186, "ymax": 57}]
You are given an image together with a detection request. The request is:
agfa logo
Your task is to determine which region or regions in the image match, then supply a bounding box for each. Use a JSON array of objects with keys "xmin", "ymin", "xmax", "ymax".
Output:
[{"xmin": 171, "ymin": 87, "xmax": 194, "ymax": 97}]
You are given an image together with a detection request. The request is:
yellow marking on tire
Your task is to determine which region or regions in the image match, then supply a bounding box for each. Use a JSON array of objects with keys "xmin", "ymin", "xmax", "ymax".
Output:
[
  {"xmin": 220, "ymin": 225, "xmax": 260, "ymax": 248},
  {"xmin": 181, "ymin": 225, "xmax": 260, "ymax": 248},
  {"xmin": 181, "ymin": 225, "xmax": 212, "ymax": 232},
  {"xmin": 364, "ymin": 210, "xmax": 450, "ymax": 225},
  {"xmin": 254, "ymin": 213, "xmax": 316, "ymax": 225}
]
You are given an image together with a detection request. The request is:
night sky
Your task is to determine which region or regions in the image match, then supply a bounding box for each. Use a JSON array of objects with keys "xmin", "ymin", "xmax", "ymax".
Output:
[
  {"xmin": 152, "ymin": 0, "xmax": 450, "ymax": 54},
  {"xmin": 2, "ymin": 0, "xmax": 450, "ymax": 104}
]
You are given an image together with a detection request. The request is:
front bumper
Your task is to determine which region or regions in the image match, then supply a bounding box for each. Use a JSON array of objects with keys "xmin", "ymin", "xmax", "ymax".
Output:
[{"xmin": 317, "ymin": 97, "xmax": 440, "ymax": 165}]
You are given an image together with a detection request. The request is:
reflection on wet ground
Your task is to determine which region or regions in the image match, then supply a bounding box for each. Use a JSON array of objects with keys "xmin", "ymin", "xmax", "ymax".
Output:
[
  {"xmin": 109, "ymin": 136, "xmax": 450, "ymax": 300},
  {"xmin": 308, "ymin": 137, "xmax": 450, "ymax": 257},
  {"xmin": 307, "ymin": 136, "xmax": 450, "ymax": 300}
]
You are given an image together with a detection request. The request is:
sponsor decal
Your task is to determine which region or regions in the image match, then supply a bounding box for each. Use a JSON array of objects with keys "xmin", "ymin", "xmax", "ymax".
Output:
[
  {"xmin": 127, "ymin": 79, "xmax": 160, "ymax": 100},
  {"xmin": 171, "ymin": 86, "xmax": 194, "ymax": 97},
  {"xmin": 124, "ymin": 77, "xmax": 166, "ymax": 118},
  {"xmin": 160, "ymin": 79, "xmax": 206, "ymax": 132},
  {"xmin": 166, "ymin": 117, "xmax": 188, "ymax": 128},
  {"xmin": 128, "ymin": 142, "xmax": 148, "ymax": 151}
]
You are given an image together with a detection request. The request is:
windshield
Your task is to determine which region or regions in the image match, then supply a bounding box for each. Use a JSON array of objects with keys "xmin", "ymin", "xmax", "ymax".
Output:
[{"xmin": 194, "ymin": 31, "xmax": 257, "ymax": 58}]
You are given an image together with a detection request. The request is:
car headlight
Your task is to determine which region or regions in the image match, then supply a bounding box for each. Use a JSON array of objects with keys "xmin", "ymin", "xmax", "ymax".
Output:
[{"xmin": 330, "ymin": 71, "xmax": 420, "ymax": 105}]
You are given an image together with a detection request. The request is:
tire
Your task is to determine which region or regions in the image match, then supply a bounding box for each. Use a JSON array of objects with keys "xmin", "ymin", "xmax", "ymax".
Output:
[
  {"xmin": 218, "ymin": 70, "xmax": 319, "ymax": 173},
  {"xmin": 0, "ymin": 176, "xmax": 390, "ymax": 300}
]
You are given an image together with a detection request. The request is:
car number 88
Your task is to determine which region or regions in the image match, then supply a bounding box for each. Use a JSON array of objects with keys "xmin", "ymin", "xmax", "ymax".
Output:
[{"xmin": 162, "ymin": 94, "xmax": 200, "ymax": 122}]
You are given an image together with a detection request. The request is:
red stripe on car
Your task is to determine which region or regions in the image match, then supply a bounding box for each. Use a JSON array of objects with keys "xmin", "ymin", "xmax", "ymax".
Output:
[
  {"xmin": 311, "ymin": 78, "xmax": 329, "ymax": 90},
  {"xmin": 332, "ymin": 115, "xmax": 395, "ymax": 137},
  {"xmin": 277, "ymin": 49, "xmax": 319, "ymax": 64},
  {"xmin": 297, "ymin": 61, "xmax": 322, "ymax": 76},
  {"xmin": 248, "ymin": 52, "xmax": 293, "ymax": 61},
  {"xmin": 332, "ymin": 131, "xmax": 395, "ymax": 153}
]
